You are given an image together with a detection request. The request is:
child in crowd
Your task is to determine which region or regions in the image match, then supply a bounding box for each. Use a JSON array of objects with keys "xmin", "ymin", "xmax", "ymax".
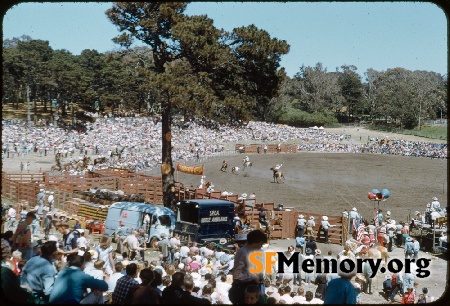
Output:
[
  {"xmin": 354, "ymin": 282, "xmax": 362, "ymax": 304},
  {"xmin": 417, "ymin": 294, "xmax": 426, "ymax": 304},
  {"xmin": 244, "ymin": 284, "xmax": 261, "ymax": 304},
  {"xmin": 77, "ymin": 231, "xmax": 87, "ymax": 255}
]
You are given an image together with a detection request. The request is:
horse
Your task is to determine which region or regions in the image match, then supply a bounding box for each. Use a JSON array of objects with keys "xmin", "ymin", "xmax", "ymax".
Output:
[
  {"xmin": 270, "ymin": 167, "xmax": 285, "ymax": 183},
  {"xmin": 231, "ymin": 166, "xmax": 239, "ymax": 174},
  {"xmin": 50, "ymin": 165, "xmax": 61, "ymax": 172},
  {"xmin": 220, "ymin": 161, "xmax": 228, "ymax": 172},
  {"xmin": 345, "ymin": 239, "xmax": 388, "ymax": 265},
  {"xmin": 243, "ymin": 160, "xmax": 252, "ymax": 169},
  {"xmin": 82, "ymin": 156, "xmax": 91, "ymax": 169},
  {"xmin": 205, "ymin": 182, "xmax": 214, "ymax": 193},
  {"xmin": 62, "ymin": 163, "xmax": 72, "ymax": 172},
  {"xmin": 94, "ymin": 157, "xmax": 107, "ymax": 165}
]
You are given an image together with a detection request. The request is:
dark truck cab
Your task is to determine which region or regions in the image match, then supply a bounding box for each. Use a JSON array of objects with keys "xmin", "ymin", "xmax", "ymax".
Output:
[{"xmin": 174, "ymin": 199, "xmax": 235, "ymax": 245}]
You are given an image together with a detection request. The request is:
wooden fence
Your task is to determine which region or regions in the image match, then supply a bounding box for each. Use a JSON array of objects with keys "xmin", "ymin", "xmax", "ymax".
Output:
[
  {"xmin": 1, "ymin": 172, "xmax": 44, "ymax": 206},
  {"xmin": 2, "ymin": 170, "xmax": 348, "ymax": 245}
]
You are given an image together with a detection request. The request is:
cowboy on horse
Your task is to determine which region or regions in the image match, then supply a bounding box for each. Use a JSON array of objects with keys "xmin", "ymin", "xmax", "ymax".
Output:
[{"xmin": 220, "ymin": 160, "xmax": 228, "ymax": 172}]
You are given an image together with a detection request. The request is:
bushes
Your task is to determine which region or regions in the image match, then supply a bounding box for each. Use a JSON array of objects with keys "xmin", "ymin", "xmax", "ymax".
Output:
[{"xmin": 271, "ymin": 107, "xmax": 339, "ymax": 127}]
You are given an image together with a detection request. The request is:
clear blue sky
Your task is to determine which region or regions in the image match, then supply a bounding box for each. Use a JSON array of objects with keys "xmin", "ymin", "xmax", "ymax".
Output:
[{"xmin": 2, "ymin": 1, "xmax": 447, "ymax": 78}]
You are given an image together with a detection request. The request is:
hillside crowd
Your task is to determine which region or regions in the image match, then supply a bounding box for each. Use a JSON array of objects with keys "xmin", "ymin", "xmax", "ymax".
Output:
[{"xmin": 1, "ymin": 117, "xmax": 447, "ymax": 173}]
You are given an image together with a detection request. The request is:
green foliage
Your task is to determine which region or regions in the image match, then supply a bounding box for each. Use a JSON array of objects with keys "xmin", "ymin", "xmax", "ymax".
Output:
[
  {"xmin": 371, "ymin": 123, "xmax": 447, "ymax": 141},
  {"xmin": 273, "ymin": 107, "xmax": 338, "ymax": 127}
]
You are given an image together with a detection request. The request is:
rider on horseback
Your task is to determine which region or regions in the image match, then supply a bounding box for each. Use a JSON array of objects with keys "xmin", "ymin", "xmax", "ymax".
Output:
[{"xmin": 220, "ymin": 160, "xmax": 228, "ymax": 172}]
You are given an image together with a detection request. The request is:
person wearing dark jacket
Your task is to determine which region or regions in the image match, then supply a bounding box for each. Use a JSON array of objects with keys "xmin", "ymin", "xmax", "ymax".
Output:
[
  {"xmin": 315, "ymin": 272, "xmax": 328, "ymax": 300},
  {"xmin": 161, "ymin": 272, "xmax": 210, "ymax": 304},
  {"xmin": 125, "ymin": 268, "xmax": 161, "ymax": 304},
  {"xmin": 305, "ymin": 236, "xmax": 317, "ymax": 253}
]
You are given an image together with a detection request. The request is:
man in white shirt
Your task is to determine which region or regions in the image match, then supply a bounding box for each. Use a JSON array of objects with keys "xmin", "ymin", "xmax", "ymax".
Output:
[
  {"xmin": 431, "ymin": 197, "xmax": 441, "ymax": 211},
  {"xmin": 179, "ymin": 244, "xmax": 190, "ymax": 262},
  {"xmin": 47, "ymin": 192, "xmax": 54, "ymax": 213},
  {"xmin": 143, "ymin": 213, "xmax": 150, "ymax": 232},
  {"xmin": 107, "ymin": 262, "xmax": 124, "ymax": 293},
  {"xmin": 169, "ymin": 233, "xmax": 181, "ymax": 258},
  {"xmin": 124, "ymin": 231, "xmax": 146, "ymax": 260},
  {"xmin": 7, "ymin": 205, "xmax": 17, "ymax": 230},
  {"xmin": 280, "ymin": 286, "xmax": 294, "ymax": 304},
  {"xmin": 292, "ymin": 287, "xmax": 306, "ymax": 303}
]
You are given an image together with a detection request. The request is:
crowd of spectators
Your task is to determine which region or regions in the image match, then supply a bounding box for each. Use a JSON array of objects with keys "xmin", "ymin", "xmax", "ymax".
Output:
[{"xmin": 2, "ymin": 117, "xmax": 446, "ymax": 174}]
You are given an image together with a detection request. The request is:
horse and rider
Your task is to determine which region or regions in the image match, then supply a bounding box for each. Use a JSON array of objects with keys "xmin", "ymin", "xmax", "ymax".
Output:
[
  {"xmin": 220, "ymin": 160, "xmax": 228, "ymax": 172},
  {"xmin": 270, "ymin": 163, "xmax": 285, "ymax": 183},
  {"xmin": 243, "ymin": 156, "xmax": 252, "ymax": 169}
]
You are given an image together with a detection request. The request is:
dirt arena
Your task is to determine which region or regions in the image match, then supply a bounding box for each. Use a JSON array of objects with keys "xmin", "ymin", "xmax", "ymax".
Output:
[{"xmin": 178, "ymin": 152, "xmax": 447, "ymax": 224}]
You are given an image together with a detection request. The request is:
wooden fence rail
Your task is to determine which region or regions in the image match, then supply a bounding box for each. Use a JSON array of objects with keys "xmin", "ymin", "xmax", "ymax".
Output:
[{"xmin": 3, "ymin": 170, "xmax": 348, "ymax": 245}]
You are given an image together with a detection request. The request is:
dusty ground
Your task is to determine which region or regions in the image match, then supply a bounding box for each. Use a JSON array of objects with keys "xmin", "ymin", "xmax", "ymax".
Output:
[
  {"xmin": 176, "ymin": 152, "xmax": 447, "ymax": 225},
  {"xmin": 1, "ymin": 124, "xmax": 447, "ymax": 303}
]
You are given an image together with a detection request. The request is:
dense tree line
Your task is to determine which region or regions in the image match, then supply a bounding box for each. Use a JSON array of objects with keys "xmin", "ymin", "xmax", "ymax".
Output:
[
  {"xmin": 272, "ymin": 63, "xmax": 447, "ymax": 129},
  {"xmin": 2, "ymin": 35, "xmax": 157, "ymax": 116},
  {"xmin": 3, "ymin": 33, "xmax": 446, "ymax": 131}
]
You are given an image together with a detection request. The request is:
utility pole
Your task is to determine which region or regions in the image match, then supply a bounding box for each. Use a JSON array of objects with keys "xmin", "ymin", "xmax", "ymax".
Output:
[{"xmin": 418, "ymin": 99, "xmax": 422, "ymax": 130}]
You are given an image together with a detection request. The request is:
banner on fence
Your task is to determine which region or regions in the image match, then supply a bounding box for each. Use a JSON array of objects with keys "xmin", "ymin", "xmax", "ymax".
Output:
[{"xmin": 176, "ymin": 163, "xmax": 204, "ymax": 175}]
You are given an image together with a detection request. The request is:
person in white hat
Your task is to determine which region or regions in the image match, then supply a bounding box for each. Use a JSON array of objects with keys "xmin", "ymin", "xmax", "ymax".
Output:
[
  {"xmin": 404, "ymin": 237, "xmax": 414, "ymax": 259},
  {"xmin": 349, "ymin": 208, "xmax": 360, "ymax": 239},
  {"xmin": 320, "ymin": 216, "xmax": 335, "ymax": 244},
  {"xmin": 431, "ymin": 197, "xmax": 441, "ymax": 211},
  {"xmin": 297, "ymin": 214, "xmax": 307, "ymax": 238},
  {"xmin": 305, "ymin": 216, "xmax": 315, "ymax": 237},
  {"xmin": 382, "ymin": 274, "xmax": 394, "ymax": 297}
]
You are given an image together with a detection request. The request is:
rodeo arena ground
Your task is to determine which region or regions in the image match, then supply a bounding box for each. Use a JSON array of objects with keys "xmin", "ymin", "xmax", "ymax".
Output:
[{"xmin": 1, "ymin": 115, "xmax": 448, "ymax": 305}]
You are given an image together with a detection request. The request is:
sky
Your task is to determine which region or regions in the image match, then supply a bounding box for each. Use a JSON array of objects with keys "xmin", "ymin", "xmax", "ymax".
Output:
[{"xmin": 2, "ymin": 1, "xmax": 447, "ymax": 78}]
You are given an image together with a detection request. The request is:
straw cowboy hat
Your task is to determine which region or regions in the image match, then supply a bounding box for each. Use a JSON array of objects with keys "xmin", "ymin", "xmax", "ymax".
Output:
[
  {"xmin": 315, "ymin": 249, "xmax": 322, "ymax": 255},
  {"xmin": 386, "ymin": 211, "xmax": 391, "ymax": 216},
  {"xmin": 322, "ymin": 216, "xmax": 328, "ymax": 221},
  {"xmin": 406, "ymin": 237, "xmax": 413, "ymax": 242},
  {"xmin": 337, "ymin": 257, "xmax": 357, "ymax": 279},
  {"xmin": 432, "ymin": 197, "xmax": 438, "ymax": 201},
  {"xmin": 309, "ymin": 216, "xmax": 315, "ymax": 220},
  {"xmin": 352, "ymin": 207, "xmax": 357, "ymax": 211},
  {"xmin": 426, "ymin": 203, "xmax": 431, "ymax": 208},
  {"xmin": 298, "ymin": 214, "xmax": 304, "ymax": 219}
]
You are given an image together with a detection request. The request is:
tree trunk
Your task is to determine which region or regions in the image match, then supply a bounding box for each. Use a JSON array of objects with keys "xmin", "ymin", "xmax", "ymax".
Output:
[{"xmin": 161, "ymin": 99, "xmax": 176, "ymax": 209}]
